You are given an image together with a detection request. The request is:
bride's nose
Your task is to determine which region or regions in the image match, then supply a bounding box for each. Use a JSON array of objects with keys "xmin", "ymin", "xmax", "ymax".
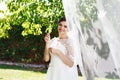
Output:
[{"xmin": 61, "ymin": 26, "xmax": 65, "ymax": 29}]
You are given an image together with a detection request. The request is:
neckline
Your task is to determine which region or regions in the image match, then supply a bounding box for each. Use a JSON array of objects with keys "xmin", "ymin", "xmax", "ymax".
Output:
[
  {"xmin": 58, "ymin": 36, "xmax": 69, "ymax": 39},
  {"xmin": 58, "ymin": 37, "xmax": 68, "ymax": 40}
]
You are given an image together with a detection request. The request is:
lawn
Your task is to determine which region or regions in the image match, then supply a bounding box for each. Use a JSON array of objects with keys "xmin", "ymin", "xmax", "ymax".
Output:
[
  {"xmin": 0, "ymin": 64, "xmax": 46, "ymax": 80},
  {"xmin": 0, "ymin": 64, "xmax": 119, "ymax": 80}
]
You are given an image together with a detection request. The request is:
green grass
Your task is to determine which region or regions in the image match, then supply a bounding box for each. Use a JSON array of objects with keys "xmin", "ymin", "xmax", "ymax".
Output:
[
  {"xmin": 0, "ymin": 64, "xmax": 46, "ymax": 80},
  {"xmin": 0, "ymin": 64, "xmax": 119, "ymax": 80}
]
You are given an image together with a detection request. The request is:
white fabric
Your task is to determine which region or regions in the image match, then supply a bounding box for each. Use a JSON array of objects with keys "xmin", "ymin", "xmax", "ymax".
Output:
[
  {"xmin": 46, "ymin": 37, "xmax": 78, "ymax": 80},
  {"xmin": 62, "ymin": 0, "xmax": 120, "ymax": 80}
]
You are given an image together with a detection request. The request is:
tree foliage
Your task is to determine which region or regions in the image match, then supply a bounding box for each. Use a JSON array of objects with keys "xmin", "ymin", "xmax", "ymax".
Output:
[
  {"xmin": 0, "ymin": 0, "xmax": 97, "ymax": 63},
  {"xmin": 77, "ymin": 0, "xmax": 97, "ymax": 28},
  {"xmin": 0, "ymin": 0, "xmax": 64, "ymax": 38},
  {"xmin": 0, "ymin": 0, "xmax": 64, "ymax": 63}
]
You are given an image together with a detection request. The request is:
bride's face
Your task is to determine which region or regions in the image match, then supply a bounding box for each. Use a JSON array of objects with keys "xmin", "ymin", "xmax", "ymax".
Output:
[{"xmin": 58, "ymin": 21, "xmax": 68, "ymax": 35}]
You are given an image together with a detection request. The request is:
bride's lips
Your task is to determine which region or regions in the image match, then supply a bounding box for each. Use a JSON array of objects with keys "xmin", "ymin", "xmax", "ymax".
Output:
[{"xmin": 59, "ymin": 29, "xmax": 64, "ymax": 32}]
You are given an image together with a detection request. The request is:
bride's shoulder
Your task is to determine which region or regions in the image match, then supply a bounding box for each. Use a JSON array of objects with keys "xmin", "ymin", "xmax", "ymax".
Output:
[{"xmin": 50, "ymin": 37, "xmax": 59, "ymax": 42}]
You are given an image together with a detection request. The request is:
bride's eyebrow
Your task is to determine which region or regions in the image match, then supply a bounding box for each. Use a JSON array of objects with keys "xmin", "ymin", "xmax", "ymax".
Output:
[
  {"xmin": 58, "ymin": 23, "xmax": 62, "ymax": 26},
  {"xmin": 58, "ymin": 23, "xmax": 67, "ymax": 28}
]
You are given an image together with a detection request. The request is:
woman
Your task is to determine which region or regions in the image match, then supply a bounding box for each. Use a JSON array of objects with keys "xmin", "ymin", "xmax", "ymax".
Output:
[{"xmin": 44, "ymin": 17, "xmax": 79, "ymax": 80}]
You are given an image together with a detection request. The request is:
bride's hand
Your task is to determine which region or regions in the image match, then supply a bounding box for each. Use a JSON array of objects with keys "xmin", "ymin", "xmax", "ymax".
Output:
[
  {"xmin": 44, "ymin": 33, "xmax": 50, "ymax": 44},
  {"xmin": 49, "ymin": 48, "xmax": 60, "ymax": 55}
]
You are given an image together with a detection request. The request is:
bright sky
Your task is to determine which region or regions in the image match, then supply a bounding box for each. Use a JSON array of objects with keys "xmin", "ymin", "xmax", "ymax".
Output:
[
  {"xmin": 0, "ymin": 2, "xmax": 7, "ymax": 11},
  {"xmin": 0, "ymin": 2, "xmax": 7, "ymax": 18}
]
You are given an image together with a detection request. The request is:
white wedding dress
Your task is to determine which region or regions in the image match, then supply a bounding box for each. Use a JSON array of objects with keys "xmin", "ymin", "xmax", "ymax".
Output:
[{"xmin": 46, "ymin": 37, "xmax": 78, "ymax": 80}]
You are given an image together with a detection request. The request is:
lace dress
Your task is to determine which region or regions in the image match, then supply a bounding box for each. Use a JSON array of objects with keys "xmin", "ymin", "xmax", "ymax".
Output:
[{"xmin": 46, "ymin": 37, "xmax": 78, "ymax": 80}]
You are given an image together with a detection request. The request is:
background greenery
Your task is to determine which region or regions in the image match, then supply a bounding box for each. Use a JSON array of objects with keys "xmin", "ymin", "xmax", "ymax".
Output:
[
  {"xmin": 0, "ymin": 0, "xmax": 64, "ymax": 63},
  {"xmin": 0, "ymin": 0, "xmax": 97, "ymax": 63}
]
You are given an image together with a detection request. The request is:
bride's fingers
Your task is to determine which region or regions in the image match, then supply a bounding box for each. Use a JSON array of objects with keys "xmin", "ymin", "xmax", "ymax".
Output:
[
  {"xmin": 44, "ymin": 33, "xmax": 50, "ymax": 42},
  {"xmin": 46, "ymin": 33, "xmax": 50, "ymax": 37},
  {"xmin": 49, "ymin": 48, "xmax": 52, "ymax": 52}
]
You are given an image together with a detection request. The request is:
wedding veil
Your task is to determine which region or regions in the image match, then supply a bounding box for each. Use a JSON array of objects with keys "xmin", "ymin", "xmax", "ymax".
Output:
[{"xmin": 62, "ymin": 0, "xmax": 120, "ymax": 79}]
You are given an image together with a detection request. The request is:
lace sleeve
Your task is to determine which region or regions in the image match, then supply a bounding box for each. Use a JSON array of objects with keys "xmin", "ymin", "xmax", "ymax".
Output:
[{"xmin": 64, "ymin": 39, "xmax": 74, "ymax": 62}]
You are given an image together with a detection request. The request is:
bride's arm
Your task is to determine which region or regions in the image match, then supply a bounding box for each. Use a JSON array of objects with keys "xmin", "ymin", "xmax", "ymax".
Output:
[
  {"xmin": 44, "ymin": 43, "xmax": 51, "ymax": 62},
  {"xmin": 57, "ymin": 50, "xmax": 74, "ymax": 67},
  {"xmin": 43, "ymin": 33, "xmax": 51, "ymax": 62},
  {"xmin": 50, "ymin": 47, "xmax": 74, "ymax": 67}
]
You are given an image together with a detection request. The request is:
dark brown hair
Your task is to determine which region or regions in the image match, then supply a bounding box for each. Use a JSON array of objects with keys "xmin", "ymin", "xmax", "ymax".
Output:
[{"xmin": 58, "ymin": 16, "xmax": 66, "ymax": 23}]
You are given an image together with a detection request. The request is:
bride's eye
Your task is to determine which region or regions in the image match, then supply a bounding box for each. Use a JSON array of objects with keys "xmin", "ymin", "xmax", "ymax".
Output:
[
  {"xmin": 58, "ymin": 23, "xmax": 62, "ymax": 26},
  {"xmin": 64, "ymin": 25, "xmax": 67, "ymax": 28}
]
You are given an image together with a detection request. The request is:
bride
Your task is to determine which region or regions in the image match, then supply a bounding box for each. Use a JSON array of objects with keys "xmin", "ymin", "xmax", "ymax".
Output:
[{"xmin": 44, "ymin": 17, "xmax": 79, "ymax": 80}]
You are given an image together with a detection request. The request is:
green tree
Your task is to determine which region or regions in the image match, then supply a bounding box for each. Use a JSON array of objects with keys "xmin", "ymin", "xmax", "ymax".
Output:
[
  {"xmin": 0, "ymin": 0, "xmax": 64, "ymax": 38},
  {"xmin": 0, "ymin": 0, "xmax": 97, "ymax": 63},
  {"xmin": 0, "ymin": 0, "xmax": 64, "ymax": 63}
]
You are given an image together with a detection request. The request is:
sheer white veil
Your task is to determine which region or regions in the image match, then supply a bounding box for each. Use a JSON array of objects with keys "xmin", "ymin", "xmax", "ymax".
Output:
[{"xmin": 62, "ymin": 0, "xmax": 120, "ymax": 79}]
